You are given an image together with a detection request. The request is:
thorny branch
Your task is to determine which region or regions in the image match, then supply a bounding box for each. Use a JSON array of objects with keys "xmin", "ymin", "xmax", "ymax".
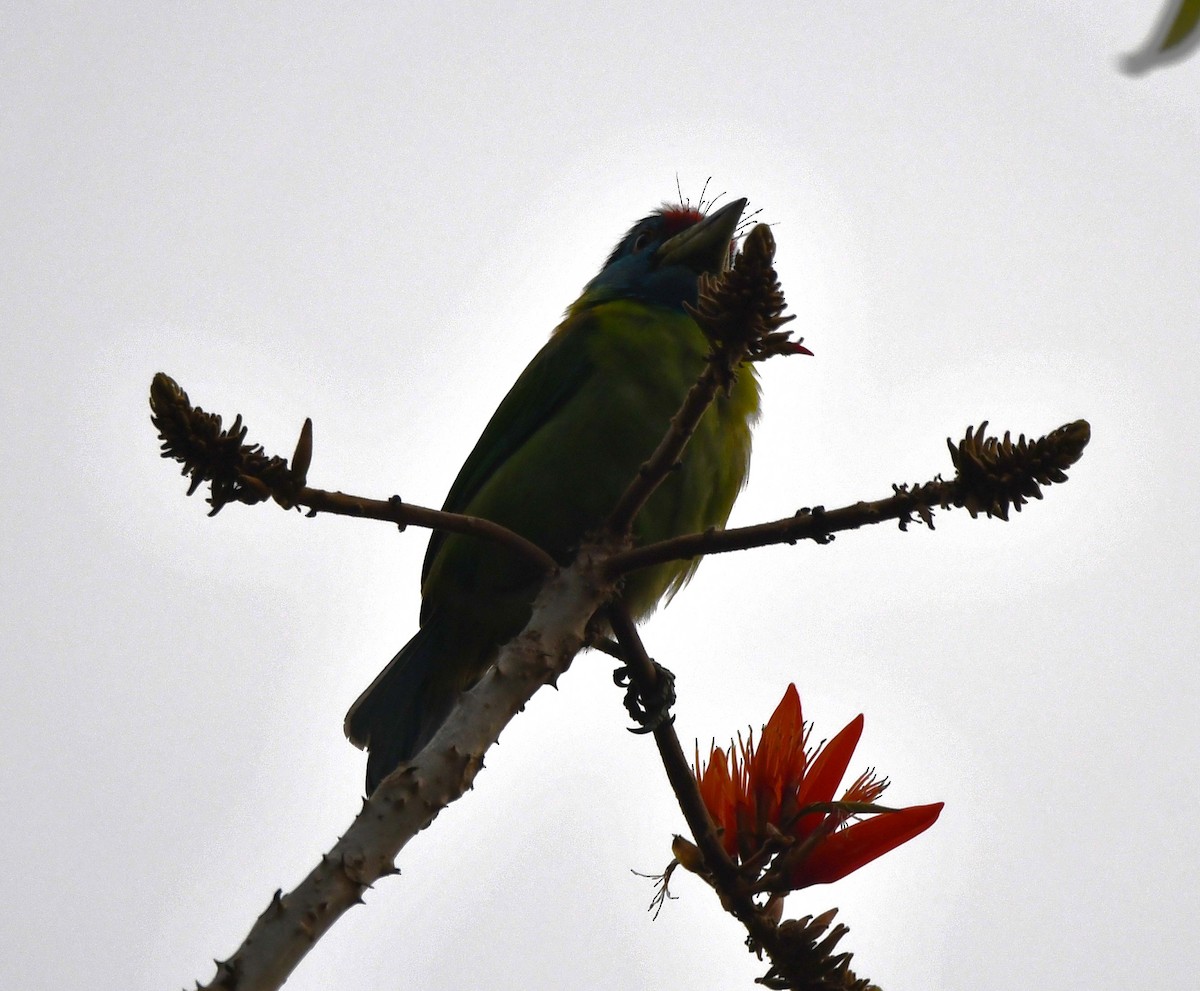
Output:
[
  {"xmin": 193, "ymin": 559, "xmax": 613, "ymax": 991},
  {"xmin": 149, "ymin": 223, "xmax": 1089, "ymax": 991}
]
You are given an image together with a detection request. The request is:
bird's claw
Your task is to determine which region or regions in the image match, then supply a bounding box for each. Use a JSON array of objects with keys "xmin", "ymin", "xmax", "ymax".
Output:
[{"xmin": 613, "ymin": 661, "xmax": 677, "ymax": 734}]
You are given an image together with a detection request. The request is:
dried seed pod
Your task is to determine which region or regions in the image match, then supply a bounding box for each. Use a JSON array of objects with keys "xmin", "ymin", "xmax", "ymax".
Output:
[
  {"xmin": 149, "ymin": 372, "xmax": 302, "ymax": 515},
  {"xmin": 685, "ymin": 223, "xmax": 807, "ymax": 392},
  {"xmin": 948, "ymin": 419, "xmax": 1090, "ymax": 520}
]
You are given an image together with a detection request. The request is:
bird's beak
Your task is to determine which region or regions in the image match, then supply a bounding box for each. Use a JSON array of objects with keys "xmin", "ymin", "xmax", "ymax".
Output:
[{"xmin": 654, "ymin": 197, "xmax": 747, "ymax": 275}]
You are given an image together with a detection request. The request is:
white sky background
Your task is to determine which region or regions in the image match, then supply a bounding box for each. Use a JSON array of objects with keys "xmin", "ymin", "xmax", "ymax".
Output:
[{"xmin": 2, "ymin": 3, "xmax": 1197, "ymax": 989}]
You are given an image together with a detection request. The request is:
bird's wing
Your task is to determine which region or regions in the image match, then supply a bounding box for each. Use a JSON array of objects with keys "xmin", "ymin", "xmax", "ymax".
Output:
[{"xmin": 421, "ymin": 315, "xmax": 595, "ymax": 585}]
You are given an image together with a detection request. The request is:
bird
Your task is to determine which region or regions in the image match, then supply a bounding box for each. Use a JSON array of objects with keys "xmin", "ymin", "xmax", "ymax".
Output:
[{"xmin": 346, "ymin": 197, "xmax": 760, "ymax": 793}]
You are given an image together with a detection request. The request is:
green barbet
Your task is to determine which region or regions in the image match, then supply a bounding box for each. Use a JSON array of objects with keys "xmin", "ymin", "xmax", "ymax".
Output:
[{"xmin": 346, "ymin": 198, "xmax": 767, "ymax": 792}]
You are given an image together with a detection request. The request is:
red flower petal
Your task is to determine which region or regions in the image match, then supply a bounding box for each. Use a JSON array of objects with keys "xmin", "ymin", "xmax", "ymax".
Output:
[
  {"xmin": 792, "ymin": 802, "xmax": 944, "ymax": 887},
  {"xmin": 751, "ymin": 685, "xmax": 806, "ymax": 831},
  {"xmin": 691, "ymin": 685, "xmax": 944, "ymax": 887},
  {"xmin": 763, "ymin": 684, "xmax": 803, "ymax": 740},
  {"xmin": 791, "ymin": 713, "xmax": 864, "ymax": 839},
  {"xmin": 696, "ymin": 745, "xmax": 740, "ymax": 856}
]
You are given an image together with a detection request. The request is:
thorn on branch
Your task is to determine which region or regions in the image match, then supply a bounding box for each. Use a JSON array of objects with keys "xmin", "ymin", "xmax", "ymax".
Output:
[
  {"xmin": 795, "ymin": 506, "xmax": 833, "ymax": 545},
  {"xmin": 291, "ymin": 418, "xmax": 313, "ymax": 488},
  {"xmin": 387, "ymin": 495, "xmax": 409, "ymax": 532},
  {"xmin": 149, "ymin": 372, "xmax": 307, "ymax": 515}
]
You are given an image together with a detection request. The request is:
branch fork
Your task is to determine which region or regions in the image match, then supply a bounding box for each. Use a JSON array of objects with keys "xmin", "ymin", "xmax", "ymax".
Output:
[{"xmin": 150, "ymin": 223, "xmax": 1090, "ymax": 991}]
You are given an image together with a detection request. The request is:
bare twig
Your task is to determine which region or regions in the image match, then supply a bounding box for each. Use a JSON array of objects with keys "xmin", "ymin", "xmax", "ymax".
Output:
[
  {"xmin": 149, "ymin": 372, "xmax": 557, "ymax": 575},
  {"xmin": 607, "ymin": 419, "xmax": 1091, "ymax": 581},
  {"xmin": 297, "ymin": 487, "xmax": 558, "ymax": 574},
  {"xmin": 604, "ymin": 362, "xmax": 729, "ymax": 536},
  {"xmin": 605, "ymin": 224, "xmax": 807, "ymax": 536},
  {"xmin": 607, "ymin": 606, "xmax": 742, "ymax": 891}
]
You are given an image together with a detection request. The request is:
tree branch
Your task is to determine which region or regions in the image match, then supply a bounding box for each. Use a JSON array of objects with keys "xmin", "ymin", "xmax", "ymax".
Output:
[
  {"xmin": 148, "ymin": 372, "xmax": 558, "ymax": 574},
  {"xmin": 151, "ymin": 219, "xmax": 1090, "ymax": 990},
  {"xmin": 196, "ymin": 554, "xmax": 614, "ymax": 991},
  {"xmin": 298, "ymin": 486, "xmax": 558, "ymax": 574},
  {"xmin": 605, "ymin": 362, "xmax": 730, "ymax": 536},
  {"xmin": 607, "ymin": 606, "xmax": 741, "ymax": 889},
  {"xmin": 606, "ymin": 418, "xmax": 1091, "ymax": 580},
  {"xmin": 605, "ymin": 223, "xmax": 807, "ymax": 536}
]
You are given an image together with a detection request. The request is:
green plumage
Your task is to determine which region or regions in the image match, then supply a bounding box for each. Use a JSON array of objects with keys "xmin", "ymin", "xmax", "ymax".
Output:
[{"xmin": 346, "ymin": 199, "xmax": 759, "ymax": 792}]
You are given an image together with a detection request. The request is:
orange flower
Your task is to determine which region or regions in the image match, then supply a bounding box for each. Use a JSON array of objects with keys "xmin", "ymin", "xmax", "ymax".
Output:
[{"xmin": 692, "ymin": 684, "xmax": 942, "ymax": 890}]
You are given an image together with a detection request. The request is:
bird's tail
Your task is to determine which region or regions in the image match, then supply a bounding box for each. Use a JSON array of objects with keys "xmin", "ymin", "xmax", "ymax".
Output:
[{"xmin": 344, "ymin": 621, "xmax": 460, "ymax": 794}]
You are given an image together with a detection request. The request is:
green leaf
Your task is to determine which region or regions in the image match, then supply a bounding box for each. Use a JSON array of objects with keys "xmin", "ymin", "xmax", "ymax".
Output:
[{"xmin": 1161, "ymin": 0, "xmax": 1200, "ymax": 52}]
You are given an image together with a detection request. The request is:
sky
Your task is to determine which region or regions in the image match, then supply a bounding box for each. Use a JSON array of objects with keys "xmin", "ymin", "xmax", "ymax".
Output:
[{"xmin": 2, "ymin": 3, "xmax": 1198, "ymax": 989}]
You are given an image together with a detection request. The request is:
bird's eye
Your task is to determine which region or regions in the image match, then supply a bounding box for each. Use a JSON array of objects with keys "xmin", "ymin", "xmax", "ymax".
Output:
[{"xmin": 631, "ymin": 231, "xmax": 651, "ymax": 252}]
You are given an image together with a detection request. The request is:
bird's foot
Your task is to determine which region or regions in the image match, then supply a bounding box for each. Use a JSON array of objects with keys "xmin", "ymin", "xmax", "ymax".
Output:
[{"xmin": 613, "ymin": 660, "xmax": 676, "ymax": 734}]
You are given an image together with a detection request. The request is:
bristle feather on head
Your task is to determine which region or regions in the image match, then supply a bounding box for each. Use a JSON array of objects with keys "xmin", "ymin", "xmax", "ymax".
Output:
[
  {"xmin": 654, "ymin": 204, "xmax": 706, "ymax": 237},
  {"xmin": 598, "ymin": 185, "xmax": 746, "ymax": 272}
]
